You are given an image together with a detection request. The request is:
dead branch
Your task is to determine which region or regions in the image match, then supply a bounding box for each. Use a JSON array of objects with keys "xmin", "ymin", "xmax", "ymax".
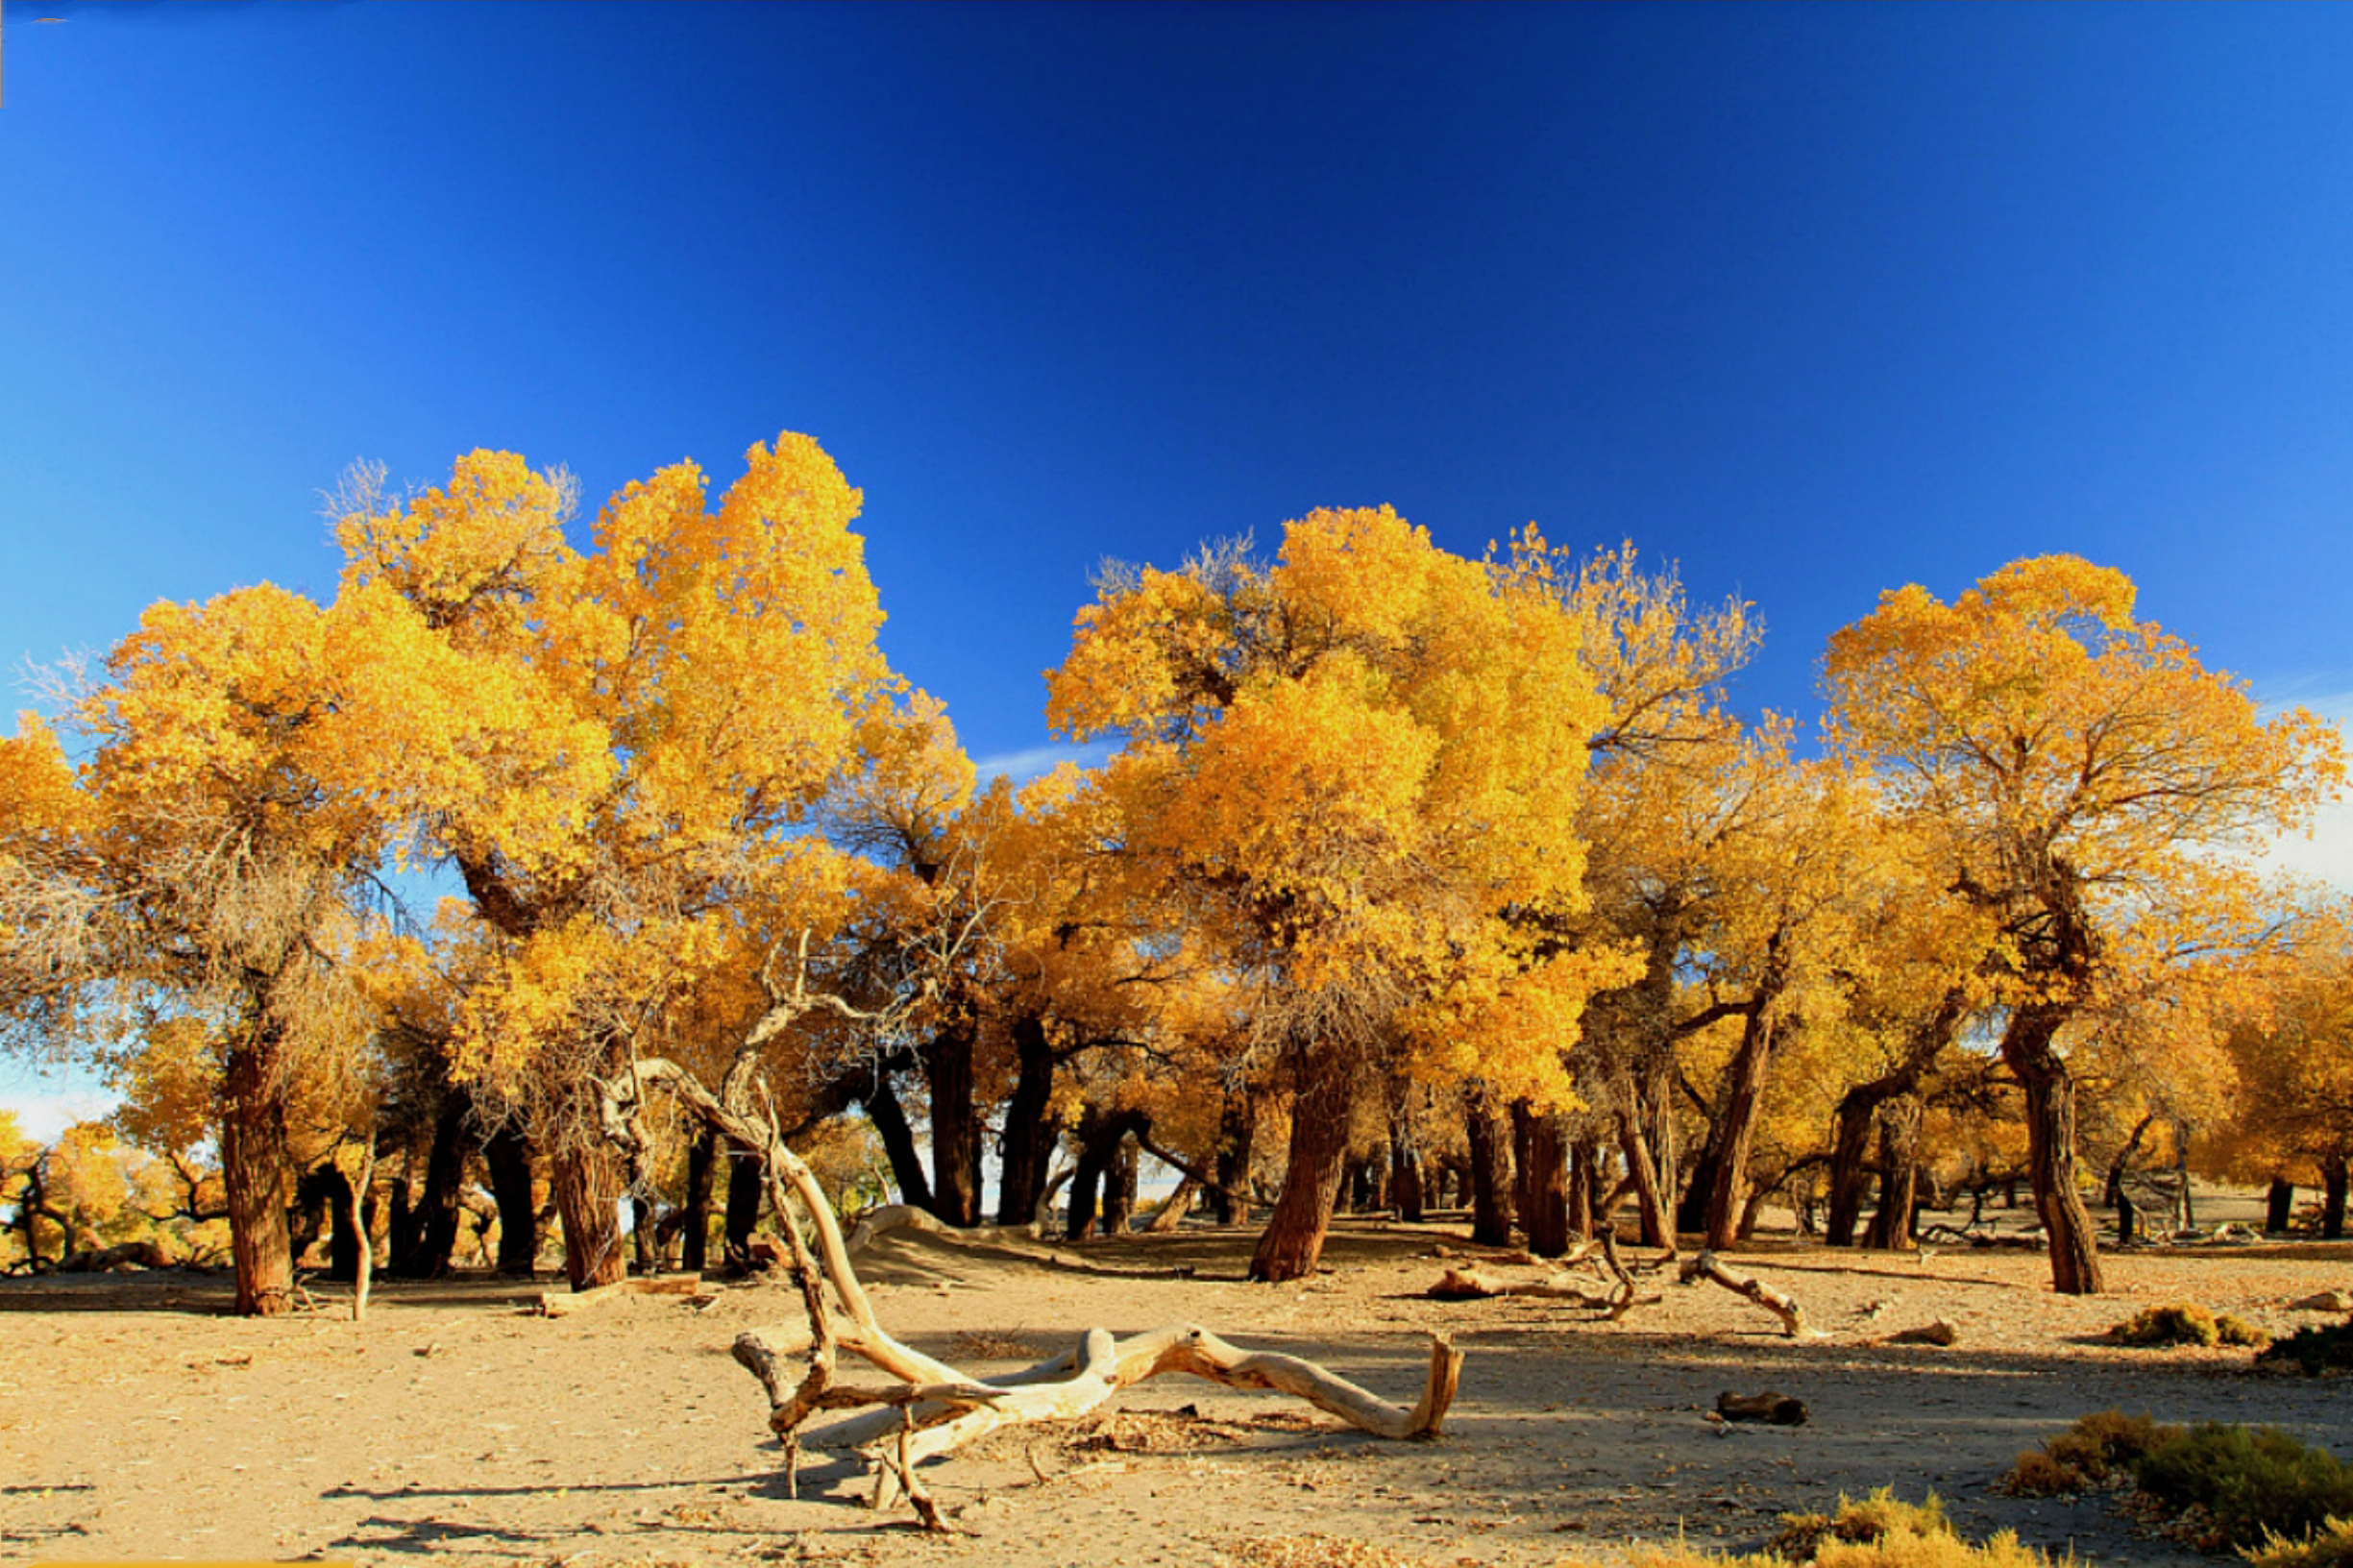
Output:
[
  {"xmin": 534, "ymin": 1272, "xmax": 705, "ymax": 1318},
  {"xmin": 1679, "ymin": 1249, "xmax": 1811, "ymax": 1336}
]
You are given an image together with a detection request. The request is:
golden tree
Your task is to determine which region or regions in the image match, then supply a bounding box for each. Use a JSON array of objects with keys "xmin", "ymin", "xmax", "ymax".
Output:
[
  {"xmin": 1047, "ymin": 510, "xmax": 1623, "ymax": 1282},
  {"xmin": 1826, "ymin": 554, "xmax": 2341, "ymax": 1293},
  {"xmin": 321, "ymin": 434, "xmax": 898, "ymax": 1288}
]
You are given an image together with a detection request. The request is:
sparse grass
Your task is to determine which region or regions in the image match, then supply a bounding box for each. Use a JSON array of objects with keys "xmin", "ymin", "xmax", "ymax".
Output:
[
  {"xmin": 2256, "ymin": 1320, "xmax": 2353, "ymax": 1376},
  {"xmin": 2105, "ymin": 1303, "xmax": 2268, "ymax": 1349}
]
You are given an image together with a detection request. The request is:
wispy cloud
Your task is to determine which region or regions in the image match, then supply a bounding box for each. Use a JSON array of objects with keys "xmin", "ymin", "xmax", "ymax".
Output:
[
  {"xmin": 0, "ymin": 1066, "xmax": 117, "ymax": 1143},
  {"xmin": 971, "ymin": 742, "xmax": 1113, "ymax": 785},
  {"xmin": 2258, "ymin": 690, "xmax": 2353, "ymax": 896}
]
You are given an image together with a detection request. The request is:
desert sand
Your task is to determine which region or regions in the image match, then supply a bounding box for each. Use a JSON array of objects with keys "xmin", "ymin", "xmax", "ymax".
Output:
[{"xmin": 5, "ymin": 1217, "xmax": 2349, "ymax": 1568}]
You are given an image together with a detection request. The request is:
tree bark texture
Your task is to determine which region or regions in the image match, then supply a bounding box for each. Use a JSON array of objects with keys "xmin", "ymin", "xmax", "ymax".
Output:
[
  {"xmin": 2005, "ymin": 1012, "xmax": 2104, "ymax": 1294},
  {"xmin": 221, "ymin": 1024, "xmax": 296, "ymax": 1317},
  {"xmin": 1463, "ymin": 1083, "xmax": 1515, "ymax": 1247},
  {"xmin": 922, "ymin": 1023, "xmax": 984, "ymax": 1227},
  {"xmin": 680, "ymin": 1127, "xmax": 717, "ymax": 1272},
  {"xmin": 553, "ymin": 1136, "xmax": 627, "ymax": 1291},
  {"xmin": 1212, "ymin": 1089, "xmax": 1256, "ymax": 1227},
  {"xmin": 1864, "ymin": 1095, "xmax": 1923, "ymax": 1251},
  {"xmin": 1522, "ymin": 1111, "xmax": 1572, "ymax": 1258},
  {"xmin": 1248, "ymin": 1044, "xmax": 1360, "ymax": 1283},
  {"xmin": 723, "ymin": 1152, "xmax": 764, "ymax": 1273}
]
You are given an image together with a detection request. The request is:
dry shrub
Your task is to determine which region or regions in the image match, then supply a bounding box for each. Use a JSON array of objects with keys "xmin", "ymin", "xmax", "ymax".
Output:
[
  {"xmin": 2257, "ymin": 1320, "xmax": 2353, "ymax": 1376},
  {"xmin": 2244, "ymin": 1515, "xmax": 2353, "ymax": 1568},
  {"xmin": 1214, "ymin": 1535, "xmax": 1433, "ymax": 1568},
  {"xmin": 1612, "ymin": 1493, "xmax": 2059, "ymax": 1566},
  {"xmin": 948, "ymin": 1327, "xmax": 1045, "ymax": 1361},
  {"xmin": 2106, "ymin": 1302, "xmax": 2267, "ymax": 1349},
  {"xmin": 1999, "ymin": 1409, "xmax": 2179, "ymax": 1496}
]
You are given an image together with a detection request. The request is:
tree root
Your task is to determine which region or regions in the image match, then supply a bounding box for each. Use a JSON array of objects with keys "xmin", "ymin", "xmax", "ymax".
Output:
[{"xmin": 601, "ymin": 1052, "xmax": 1463, "ymax": 1531}]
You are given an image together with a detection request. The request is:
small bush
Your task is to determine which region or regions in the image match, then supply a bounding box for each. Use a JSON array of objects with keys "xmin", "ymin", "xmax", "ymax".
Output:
[
  {"xmin": 2245, "ymin": 1515, "xmax": 2353, "ymax": 1568},
  {"xmin": 1617, "ymin": 1492, "xmax": 2058, "ymax": 1566},
  {"xmin": 2258, "ymin": 1320, "xmax": 2353, "ymax": 1376},
  {"xmin": 2105, "ymin": 1302, "xmax": 2268, "ymax": 1348},
  {"xmin": 2132, "ymin": 1423, "xmax": 2353, "ymax": 1553},
  {"xmin": 1999, "ymin": 1409, "xmax": 2179, "ymax": 1495}
]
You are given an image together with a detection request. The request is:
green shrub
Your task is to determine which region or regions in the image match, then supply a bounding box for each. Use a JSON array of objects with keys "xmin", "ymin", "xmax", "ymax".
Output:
[
  {"xmin": 1999, "ymin": 1409, "xmax": 2179, "ymax": 1495},
  {"xmin": 2105, "ymin": 1303, "xmax": 2268, "ymax": 1349},
  {"xmin": 2132, "ymin": 1423, "xmax": 2353, "ymax": 1553},
  {"xmin": 2257, "ymin": 1320, "xmax": 2353, "ymax": 1376}
]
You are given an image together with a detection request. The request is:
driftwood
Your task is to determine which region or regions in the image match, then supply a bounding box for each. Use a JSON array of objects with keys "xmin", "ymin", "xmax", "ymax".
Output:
[
  {"xmin": 534, "ymin": 1272, "xmax": 705, "ymax": 1318},
  {"xmin": 1715, "ymin": 1389, "xmax": 1808, "ymax": 1425},
  {"xmin": 598, "ymin": 1050, "xmax": 1462, "ymax": 1530},
  {"xmin": 1884, "ymin": 1319, "xmax": 1959, "ymax": 1347},
  {"xmin": 54, "ymin": 1240, "xmax": 174, "ymax": 1272},
  {"xmin": 1679, "ymin": 1250, "xmax": 1810, "ymax": 1337},
  {"xmin": 1428, "ymin": 1266, "xmax": 1617, "ymax": 1306}
]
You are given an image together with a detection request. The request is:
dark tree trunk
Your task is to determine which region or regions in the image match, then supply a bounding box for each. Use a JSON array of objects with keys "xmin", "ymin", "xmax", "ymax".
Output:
[
  {"xmin": 1523, "ymin": 1111, "xmax": 1572, "ymax": 1258},
  {"xmin": 1390, "ymin": 1117, "xmax": 1424, "ymax": 1224},
  {"xmin": 1864, "ymin": 1095, "xmax": 1923, "ymax": 1251},
  {"xmin": 1101, "ymin": 1135, "xmax": 1139, "ymax": 1235},
  {"xmin": 1065, "ymin": 1108, "xmax": 1149, "ymax": 1240},
  {"xmin": 1568, "ymin": 1135, "xmax": 1601, "ymax": 1241},
  {"xmin": 483, "ymin": 1123, "xmax": 539, "ymax": 1276},
  {"xmin": 2006, "ymin": 1012, "xmax": 2104, "ymax": 1294},
  {"xmin": 313, "ymin": 1166, "xmax": 360, "ymax": 1283},
  {"xmin": 630, "ymin": 1196, "xmax": 657, "ymax": 1273},
  {"xmin": 2266, "ymin": 1176, "xmax": 2295, "ymax": 1235},
  {"xmin": 552, "ymin": 1137, "xmax": 626, "ymax": 1291},
  {"xmin": 221, "ymin": 1024, "xmax": 296, "ymax": 1317},
  {"xmin": 1510, "ymin": 1100, "xmax": 1538, "ymax": 1225},
  {"xmin": 679, "ymin": 1127, "xmax": 716, "ymax": 1272},
  {"xmin": 1826, "ymin": 1091, "xmax": 1883, "ymax": 1248},
  {"xmin": 995, "ymin": 1015, "xmax": 1058, "ymax": 1226},
  {"xmin": 723, "ymin": 1153, "xmax": 763, "ymax": 1272},
  {"xmin": 1248, "ymin": 1041, "xmax": 1360, "ymax": 1283},
  {"xmin": 923, "ymin": 1022, "xmax": 984, "ymax": 1227},
  {"xmin": 1464, "ymin": 1084, "xmax": 1515, "ymax": 1247},
  {"xmin": 2324, "ymin": 1158, "xmax": 2349, "ymax": 1241},
  {"xmin": 390, "ymin": 1092, "xmax": 469, "ymax": 1281},
  {"xmin": 861, "ymin": 1069, "xmax": 934, "ymax": 1213},
  {"xmin": 1699, "ymin": 992, "xmax": 1781, "ymax": 1252},
  {"xmin": 1212, "ymin": 1090, "xmax": 1256, "ymax": 1227}
]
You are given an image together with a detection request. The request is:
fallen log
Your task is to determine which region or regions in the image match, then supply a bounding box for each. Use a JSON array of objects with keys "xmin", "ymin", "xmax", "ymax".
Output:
[
  {"xmin": 1715, "ymin": 1389, "xmax": 1807, "ymax": 1425},
  {"xmin": 1427, "ymin": 1266, "xmax": 1618, "ymax": 1305},
  {"xmin": 1679, "ymin": 1251, "xmax": 1810, "ymax": 1337},
  {"xmin": 54, "ymin": 1240, "xmax": 173, "ymax": 1273},
  {"xmin": 535, "ymin": 1272, "xmax": 705, "ymax": 1318}
]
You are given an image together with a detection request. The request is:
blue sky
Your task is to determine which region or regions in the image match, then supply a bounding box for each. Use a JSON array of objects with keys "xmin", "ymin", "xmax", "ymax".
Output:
[{"xmin": 5, "ymin": 3, "xmax": 2352, "ymax": 1134}]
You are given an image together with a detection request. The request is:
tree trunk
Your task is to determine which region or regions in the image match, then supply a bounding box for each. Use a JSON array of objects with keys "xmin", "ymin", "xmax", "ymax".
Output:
[
  {"xmin": 483, "ymin": 1123, "xmax": 539, "ymax": 1276},
  {"xmin": 1510, "ymin": 1100, "xmax": 1538, "ymax": 1224},
  {"xmin": 2324, "ymin": 1158, "xmax": 2349, "ymax": 1241},
  {"xmin": 679, "ymin": 1127, "xmax": 717, "ymax": 1272},
  {"xmin": 1523, "ymin": 1112, "xmax": 1572, "ymax": 1258},
  {"xmin": 553, "ymin": 1137, "xmax": 627, "ymax": 1291},
  {"xmin": 1615, "ymin": 1098, "xmax": 1674, "ymax": 1251},
  {"xmin": 221, "ymin": 1026, "xmax": 296, "ymax": 1317},
  {"xmin": 862, "ymin": 1069, "xmax": 934, "ymax": 1214},
  {"xmin": 723, "ymin": 1152, "xmax": 763, "ymax": 1272},
  {"xmin": 390, "ymin": 1094, "xmax": 468, "ymax": 1281},
  {"xmin": 995, "ymin": 1015, "xmax": 1058, "ymax": 1226},
  {"xmin": 2005, "ymin": 1015, "xmax": 2104, "ymax": 1294},
  {"xmin": 2266, "ymin": 1176, "xmax": 2295, "ymax": 1235},
  {"xmin": 1568, "ymin": 1135, "xmax": 1600, "ymax": 1241},
  {"xmin": 1248, "ymin": 1043, "xmax": 1361, "ymax": 1283},
  {"xmin": 314, "ymin": 1165, "xmax": 360, "ymax": 1283},
  {"xmin": 1390, "ymin": 1119, "xmax": 1424, "ymax": 1224},
  {"xmin": 1212, "ymin": 1090, "xmax": 1256, "ymax": 1227},
  {"xmin": 1699, "ymin": 998, "xmax": 1780, "ymax": 1252},
  {"xmin": 923, "ymin": 1023, "xmax": 984, "ymax": 1227},
  {"xmin": 1864, "ymin": 1096, "xmax": 1922, "ymax": 1251},
  {"xmin": 1101, "ymin": 1136, "xmax": 1139, "ymax": 1236},
  {"xmin": 1464, "ymin": 1083, "xmax": 1515, "ymax": 1246}
]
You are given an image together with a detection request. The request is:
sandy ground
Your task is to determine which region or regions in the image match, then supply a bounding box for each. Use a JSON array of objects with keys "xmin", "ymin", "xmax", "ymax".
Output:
[{"xmin": 4, "ymin": 1216, "xmax": 2350, "ymax": 1568}]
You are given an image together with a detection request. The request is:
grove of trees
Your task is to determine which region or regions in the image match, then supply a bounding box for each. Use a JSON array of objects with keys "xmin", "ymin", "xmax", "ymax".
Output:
[{"xmin": 2, "ymin": 433, "xmax": 2343, "ymax": 1307}]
